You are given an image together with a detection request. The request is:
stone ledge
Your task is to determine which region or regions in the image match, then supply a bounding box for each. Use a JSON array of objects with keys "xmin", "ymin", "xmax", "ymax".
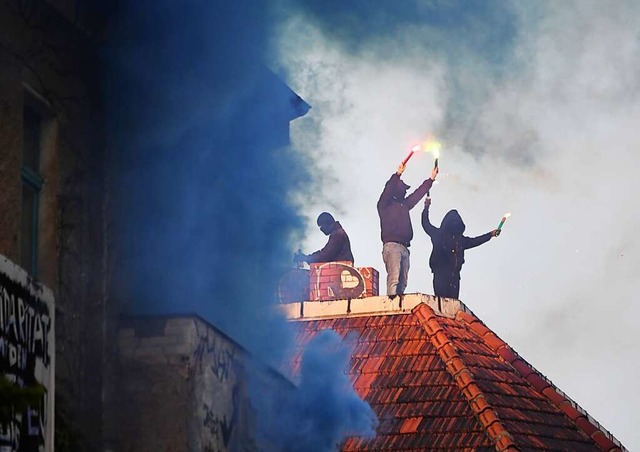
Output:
[{"xmin": 278, "ymin": 293, "xmax": 469, "ymax": 321}]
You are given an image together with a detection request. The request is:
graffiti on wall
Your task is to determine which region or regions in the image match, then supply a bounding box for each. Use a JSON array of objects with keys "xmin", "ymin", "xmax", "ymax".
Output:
[
  {"xmin": 202, "ymin": 385, "xmax": 238, "ymax": 449},
  {"xmin": 195, "ymin": 330, "xmax": 235, "ymax": 384},
  {"xmin": 312, "ymin": 262, "xmax": 365, "ymax": 300},
  {"xmin": 0, "ymin": 257, "xmax": 54, "ymax": 452},
  {"xmin": 193, "ymin": 328, "xmax": 257, "ymax": 452}
]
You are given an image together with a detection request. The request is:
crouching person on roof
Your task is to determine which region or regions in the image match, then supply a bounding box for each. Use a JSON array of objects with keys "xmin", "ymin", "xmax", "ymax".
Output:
[
  {"xmin": 294, "ymin": 212, "xmax": 354, "ymax": 264},
  {"xmin": 421, "ymin": 196, "xmax": 499, "ymax": 299}
]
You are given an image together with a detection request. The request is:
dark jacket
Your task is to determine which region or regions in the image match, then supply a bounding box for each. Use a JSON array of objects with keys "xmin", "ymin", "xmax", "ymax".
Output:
[
  {"xmin": 378, "ymin": 173, "xmax": 433, "ymax": 246},
  {"xmin": 307, "ymin": 222, "xmax": 354, "ymax": 263},
  {"xmin": 422, "ymin": 206, "xmax": 492, "ymax": 274}
]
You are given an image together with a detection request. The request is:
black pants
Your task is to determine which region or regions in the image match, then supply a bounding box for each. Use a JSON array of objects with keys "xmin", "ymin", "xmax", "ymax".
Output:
[{"xmin": 433, "ymin": 271, "xmax": 460, "ymax": 299}]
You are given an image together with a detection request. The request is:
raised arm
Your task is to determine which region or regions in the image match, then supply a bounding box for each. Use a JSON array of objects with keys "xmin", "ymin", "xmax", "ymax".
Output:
[
  {"xmin": 405, "ymin": 166, "xmax": 438, "ymax": 210},
  {"xmin": 377, "ymin": 172, "xmax": 402, "ymax": 210},
  {"xmin": 421, "ymin": 198, "xmax": 438, "ymax": 237}
]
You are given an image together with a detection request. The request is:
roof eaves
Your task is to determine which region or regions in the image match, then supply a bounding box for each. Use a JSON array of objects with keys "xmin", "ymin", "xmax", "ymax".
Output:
[
  {"xmin": 413, "ymin": 303, "xmax": 519, "ymax": 452},
  {"xmin": 456, "ymin": 310, "xmax": 625, "ymax": 452}
]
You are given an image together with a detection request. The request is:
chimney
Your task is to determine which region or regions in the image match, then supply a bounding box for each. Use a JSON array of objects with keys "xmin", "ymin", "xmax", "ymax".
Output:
[{"xmin": 277, "ymin": 262, "xmax": 379, "ymax": 303}]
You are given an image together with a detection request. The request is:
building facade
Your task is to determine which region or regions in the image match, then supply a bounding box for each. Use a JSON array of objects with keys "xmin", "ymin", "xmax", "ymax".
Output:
[
  {"xmin": 0, "ymin": 1, "xmax": 310, "ymax": 450},
  {"xmin": 0, "ymin": 1, "xmax": 108, "ymax": 450}
]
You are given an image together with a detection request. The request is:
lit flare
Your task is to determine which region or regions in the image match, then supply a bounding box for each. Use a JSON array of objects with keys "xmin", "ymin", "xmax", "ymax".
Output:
[
  {"xmin": 497, "ymin": 213, "xmax": 511, "ymax": 230},
  {"xmin": 423, "ymin": 139, "xmax": 442, "ymax": 168},
  {"xmin": 402, "ymin": 145, "xmax": 421, "ymax": 166}
]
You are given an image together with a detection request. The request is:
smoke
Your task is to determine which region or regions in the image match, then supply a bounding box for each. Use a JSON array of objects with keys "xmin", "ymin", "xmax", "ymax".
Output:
[
  {"xmin": 105, "ymin": 0, "xmax": 304, "ymax": 363},
  {"xmin": 276, "ymin": 0, "xmax": 640, "ymax": 449},
  {"xmin": 105, "ymin": 0, "xmax": 376, "ymax": 449},
  {"xmin": 262, "ymin": 330, "xmax": 377, "ymax": 451}
]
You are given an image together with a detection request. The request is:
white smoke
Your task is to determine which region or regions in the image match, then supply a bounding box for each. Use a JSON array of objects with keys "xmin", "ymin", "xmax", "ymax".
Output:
[{"xmin": 275, "ymin": 1, "xmax": 640, "ymax": 448}]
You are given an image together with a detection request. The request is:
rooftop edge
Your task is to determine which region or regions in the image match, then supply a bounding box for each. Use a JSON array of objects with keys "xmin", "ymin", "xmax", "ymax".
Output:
[{"xmin": 278, "ymin": 293, "xmax": 470, "ymax": 321}]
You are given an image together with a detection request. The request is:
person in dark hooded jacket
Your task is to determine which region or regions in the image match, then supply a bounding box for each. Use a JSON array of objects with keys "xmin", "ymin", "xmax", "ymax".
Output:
[
  {"xmin": 422, "ymin": 197, "xmax": 499, "ymax": 299},
  {"xmin": 378, "ymin": 162, "xmax": 438, "ymax": 297},
  {"xmin": 295, "ymin": 212, "xmax": 354, "ymax": 264}
]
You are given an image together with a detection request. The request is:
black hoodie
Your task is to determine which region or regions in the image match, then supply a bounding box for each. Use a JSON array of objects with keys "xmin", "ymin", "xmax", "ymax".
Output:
[
  {"xmin": 307, "ymin": 221, "xmax": 354, "ymax": 263},
  {"xmin": 422, "ymin": 206, "xmax": 492, "ymax": 273}
]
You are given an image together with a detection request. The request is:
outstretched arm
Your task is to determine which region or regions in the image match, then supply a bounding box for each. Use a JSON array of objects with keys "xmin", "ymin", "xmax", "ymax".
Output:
[
  {"xmin": 462, "ymin": 230, "xmax": 496, "ymax": 250},
  {"xmin": 421, "ymin": 198, "xmax": 438, "ymax": 237}
]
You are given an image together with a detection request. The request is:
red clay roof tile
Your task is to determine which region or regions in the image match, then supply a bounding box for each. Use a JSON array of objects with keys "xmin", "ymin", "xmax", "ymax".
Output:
[
  {"xmin": 288, "ymin": 300, "xmax": 624, "ymax": 451},
  {"xmin": 399, "ymin": 416, "xmax": 422, "ymax": 434}
]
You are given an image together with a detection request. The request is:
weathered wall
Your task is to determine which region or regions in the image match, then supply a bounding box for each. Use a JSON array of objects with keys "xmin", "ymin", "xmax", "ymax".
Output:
[
  {"xmin": 0, "ymin": 255, "xmax": 55, "ymax": 452},
  {"xmin": 0, "ymin": 56, "xmax": 22, "ymax": 263},
  {"xmin": 0, "ymin": 1, "xmax": 108, "ymax": 449},
  {"xmin": 115, "ymin": 315, "xmax": 291, "ymax": 452}
]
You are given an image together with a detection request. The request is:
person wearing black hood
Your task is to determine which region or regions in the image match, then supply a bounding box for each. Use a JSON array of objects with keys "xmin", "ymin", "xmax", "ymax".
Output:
[
  {"xmin": 421, "ymin": 196, "xmax": 499, "ymax": 299},
  {"xmin": 378, "ymin": 162, "xmax": 438, "ymax": 297},
  {"xmin": 295, "ymin": 212, "xmax": 354, "ymax": 264}
]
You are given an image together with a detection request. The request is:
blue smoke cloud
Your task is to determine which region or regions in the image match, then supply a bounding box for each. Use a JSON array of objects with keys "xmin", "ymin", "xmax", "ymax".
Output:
[
  {"xmin": 258, "ymin": 330, "xmax": 377, "ymax": 451},
  {"xmin": 104, "ymin": 1, "xmax": 376, "ymax": 449},
  {"xmin": 105, "ymin": 0, "xmax": 309, "ymax": 362}
]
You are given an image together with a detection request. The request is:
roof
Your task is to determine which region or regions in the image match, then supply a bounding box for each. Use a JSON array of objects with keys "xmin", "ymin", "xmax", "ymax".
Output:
[{"xmin": 281, "ymin": 294, "xmax": 625, "ymax": 451}]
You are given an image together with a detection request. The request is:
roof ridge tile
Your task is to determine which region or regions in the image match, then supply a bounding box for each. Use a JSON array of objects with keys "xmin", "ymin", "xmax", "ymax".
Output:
[
  {"xmin": 456, "ymin": 309, "xmax": 624, "ymax": 452},
  {"xmin": 413, "ymin": 303, "xmax": 520, "ymax": 451}
]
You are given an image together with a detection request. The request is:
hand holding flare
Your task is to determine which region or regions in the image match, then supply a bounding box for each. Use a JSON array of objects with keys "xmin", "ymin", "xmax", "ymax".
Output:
[{"xmin": 399, "ymin": 140, "xmax": 442, "ymax": 176}]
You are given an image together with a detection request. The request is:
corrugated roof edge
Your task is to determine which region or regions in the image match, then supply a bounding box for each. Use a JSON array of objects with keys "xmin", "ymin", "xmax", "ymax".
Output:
[
  {"xmin": 457, "ymin": 310, "xmax": 626, "ymax": 452},
  {"xmin": 413, "ymin": 303, "xmax": 519, "ymax": 452}
]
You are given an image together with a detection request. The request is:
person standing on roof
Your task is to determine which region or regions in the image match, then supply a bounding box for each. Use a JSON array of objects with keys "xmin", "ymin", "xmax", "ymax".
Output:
[
  {"xmin": 378, "ymin": 161, "xmax": 438, "ymax": 297},
  {"xmin": 294, "ymin": 212, "xmax": 354, "ymax": 264},
  {"xmin": 421, "ymin": 196, "xmax": 499, "ymax": 299}
]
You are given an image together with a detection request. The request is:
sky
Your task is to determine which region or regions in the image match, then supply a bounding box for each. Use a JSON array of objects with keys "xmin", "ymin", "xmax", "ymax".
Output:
[{"xmin": 274, "ymin": 1, "xmax": 640, "ymax": 449}]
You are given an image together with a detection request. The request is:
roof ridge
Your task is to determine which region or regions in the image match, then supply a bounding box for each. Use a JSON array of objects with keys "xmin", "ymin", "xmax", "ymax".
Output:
[
  {"xmin": 413, "ymin": 303, "xmax": 519, "ymax": 452},
  {"xmin": 456, "ymin": 310, "xmax": 625, "ymax": 452}
]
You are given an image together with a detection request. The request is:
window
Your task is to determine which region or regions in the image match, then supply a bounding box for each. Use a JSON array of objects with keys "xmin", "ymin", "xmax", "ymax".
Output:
[{"xmin": 21, "ymin": 100, "xmax": 46, "ymax": 276}]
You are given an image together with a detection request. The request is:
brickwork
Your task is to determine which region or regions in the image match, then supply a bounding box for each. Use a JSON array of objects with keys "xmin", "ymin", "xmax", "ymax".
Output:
[
  {"xmin": 0, "ymin": 62, "xmax": 22, "ymax": 263},
  {"xmin": 309, "ymin": 262, "xmax": 379, "ymax": 301},
  {"xmin": 358, "ymin": 266, "xmax": 379, "ymax": 298}
]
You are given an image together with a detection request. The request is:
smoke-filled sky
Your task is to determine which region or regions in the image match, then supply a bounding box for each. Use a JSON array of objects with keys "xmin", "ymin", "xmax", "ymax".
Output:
[
  {"xmin": 276, "ymin": 1, "xmax": 640, "ymax": 448},
  {"xmin": 105, "ymin": 0, "xmax": 640, "ymax": 449}
]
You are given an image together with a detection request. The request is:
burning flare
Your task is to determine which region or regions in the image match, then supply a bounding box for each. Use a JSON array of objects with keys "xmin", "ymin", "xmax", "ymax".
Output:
[
  {"xmin": 402, "ymin": 139, "xmax": 443, "ymax": 167},
  {"xmin": 497, "ymin": 213, "xmax": 511, "ymax": 230},
  {"xmin": 423, "ymin": 140, "xmax": 442, "ymax": 158}
]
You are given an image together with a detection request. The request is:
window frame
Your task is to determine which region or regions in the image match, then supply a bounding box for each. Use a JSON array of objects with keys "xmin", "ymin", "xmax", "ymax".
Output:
[{"xmin": 20, "ymin": 88, "xmax": 50, "ymax": 277}]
